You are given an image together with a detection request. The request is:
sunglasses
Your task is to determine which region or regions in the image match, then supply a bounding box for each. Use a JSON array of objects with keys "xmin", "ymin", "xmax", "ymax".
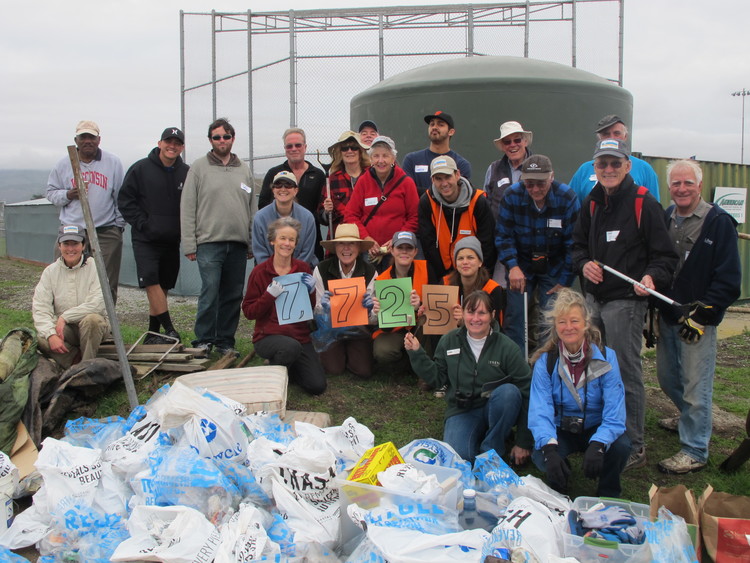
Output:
[
  {"xmin": 502, "ymin": 137, "xmax": 523, "ymax": 146},
  {"xmin": 211, "ymin": 134, "xmax": 233, "ymax": 141},
  {"xmin": 285, "ymin": 143, "xmax": 304, "ymax": 149},
  {"xmin": 340, "ymin": 144, "xmax": 360, "ymax": 152},
  {"xmin": 594, "ymin": 159, "xmax": 625, "ymax": 170},
  {"xmin": 272, "ymin": 182, "xmax": 296, "ymax": 189}
]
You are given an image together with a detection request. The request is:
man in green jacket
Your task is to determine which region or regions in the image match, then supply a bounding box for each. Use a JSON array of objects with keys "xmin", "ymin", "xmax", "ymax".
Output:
[{"xmin": 405, "ymin": 290, "xmax": 532, "ymax": 464}]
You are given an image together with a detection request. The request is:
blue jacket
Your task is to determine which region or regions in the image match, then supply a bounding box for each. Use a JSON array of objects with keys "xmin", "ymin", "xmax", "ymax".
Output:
[
  {"xmin": 401, "ymin": 148, "xmax": 472, "ymax": 195},
  {"xmin": 658, "ymin": 203, "xmax": 741, "ymax": 325},
  {"xmin": 496, "ymin": 180, "xmax": 580, "ymax": 286},
  {"xmin": 251, "ymin": 202, "xmax": 319, "ymax": 268},
  {"xmin": 569, "ymin": 156, "xmax": 660, "ymax": 203},
  {"xmin": 529, "ymin": 343, "xmax": 626, "ymax": 450}
]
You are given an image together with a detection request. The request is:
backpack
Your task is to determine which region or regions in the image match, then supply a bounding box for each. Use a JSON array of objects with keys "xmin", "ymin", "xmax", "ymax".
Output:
[{"xmin": 589, "ymin": 185, "xmax": 649, "ymax": 228}]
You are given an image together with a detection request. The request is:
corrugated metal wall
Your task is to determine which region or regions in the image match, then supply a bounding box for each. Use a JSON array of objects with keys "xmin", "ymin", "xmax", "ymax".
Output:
[{"xmin": 644, "ymin": 157, "xmax": 750, "ymax": 300}]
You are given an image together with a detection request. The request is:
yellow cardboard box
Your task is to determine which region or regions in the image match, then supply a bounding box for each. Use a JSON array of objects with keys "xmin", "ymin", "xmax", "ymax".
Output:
[{"xmin": 347, "ymin": 442, "xmax": 404, "ymax": 486}]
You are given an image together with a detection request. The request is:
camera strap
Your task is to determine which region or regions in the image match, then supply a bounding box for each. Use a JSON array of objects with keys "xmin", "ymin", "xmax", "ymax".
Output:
[{"xmin": 550, "ymin": 347, "xmax": 588, "ymax": 416}]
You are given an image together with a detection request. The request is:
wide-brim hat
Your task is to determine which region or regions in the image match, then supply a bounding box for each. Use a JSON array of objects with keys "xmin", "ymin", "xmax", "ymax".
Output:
[
  {"xmin": 493, "ymin": 121, "xmax": 533, "ymax": 149},
  {"xmin": 320, "ymin": 223, "xmax": 375, "ymax": 251},
  {"xmin": 327, "ymin": 130, "xmax": 368, "ymax": 156}
]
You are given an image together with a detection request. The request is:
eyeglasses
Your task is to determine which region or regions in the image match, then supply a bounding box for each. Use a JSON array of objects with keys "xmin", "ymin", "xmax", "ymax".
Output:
[
  {"xmin": 594, "ymin": 159, "xmax": 624, "ymax": 170},
  {"xmin": 211, "ymin": 134, "xmax": 232, "ymax": 141},
  {"xmin": 341, "ymin": 145, "xmax": 360, "ymax": 152},
  {"xmin": 524, "ymin": 180, "xmax": 549, "ymax": 189},
  {"xmin": 272, "ymin": 182, "xmax": 296, "ymax": 189},
  {"xmin": 502, "ymin": 137, "xmax": 523, "ymax": 146},
  {"xmin": 285, "ymin": 143, "xmax": 304, "ymax": 149}
]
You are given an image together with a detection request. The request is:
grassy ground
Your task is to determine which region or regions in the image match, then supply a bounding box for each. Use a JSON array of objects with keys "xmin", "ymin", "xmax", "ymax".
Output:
[{"xmin": 1, "ymin": 256, "xmax": 748, "ymax": 506}]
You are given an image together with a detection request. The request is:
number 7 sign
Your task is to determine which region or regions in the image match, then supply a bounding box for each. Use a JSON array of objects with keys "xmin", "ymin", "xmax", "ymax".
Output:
[
  {"xmin": 274, "ymin": 273, "xmax": 314, "ymax": 325},
  {"xmin": 328, "ymin": 277, "xmax": 369, "ymax": 327}
]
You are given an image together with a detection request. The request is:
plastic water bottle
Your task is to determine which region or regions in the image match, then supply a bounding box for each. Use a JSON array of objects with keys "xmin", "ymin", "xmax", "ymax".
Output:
[{"xmin": 459, "ymin": 489, "xmax": 496, "ymax": 532}]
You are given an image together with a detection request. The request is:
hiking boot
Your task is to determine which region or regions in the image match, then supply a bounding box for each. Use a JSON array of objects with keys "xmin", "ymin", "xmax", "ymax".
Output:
[
  {"xmin": 658, "ymin": 416, "xmax": 679, "ymax": 432},
  {"xmin": 658, "ymin": 451, "xmax": 706, "ymax": 474},
  {"xmin": 623, "ymin": 447, "xmax": 647, "ymax": 472},
  {"xmin": 163, "ymin": 329, "xmax": 181, "ymax": 343},
  {"xmin": 194, "ymin": 342, "xmax": 213, "ymax": 356},
  {"xmin": 215, "ymin": 346, "xmax": 240, "ymax": 358},
  {"xmin": 433, "ymin": 384, "xmax": 447, "ymax": 399},
  {"xmin": 144, "ymin": 333, "xmax": 170, "ymax": 345}
]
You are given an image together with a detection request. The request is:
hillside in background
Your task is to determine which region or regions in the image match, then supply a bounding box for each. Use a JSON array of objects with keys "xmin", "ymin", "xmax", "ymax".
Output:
[{"xmin": 0, "ymin": 170, "xmax": 50, "ymax": 204}]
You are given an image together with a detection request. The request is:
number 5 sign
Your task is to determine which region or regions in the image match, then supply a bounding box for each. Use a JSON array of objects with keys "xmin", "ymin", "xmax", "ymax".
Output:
[
  {"xmin": 422, "ymin": 284, "xmax": 459, "ymax": 335},
  {"xmin": 375, "ymin": 278, "xmax": 414, "ymax": 328},
  {"xmin": 274, "ymin": 273, "xmax": 314, "ymax": 325}
]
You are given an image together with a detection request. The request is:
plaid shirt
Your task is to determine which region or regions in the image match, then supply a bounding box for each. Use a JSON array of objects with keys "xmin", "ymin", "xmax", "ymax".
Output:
[
  {"xmin": 496, "ymin": 180, "xmax": 580, "ymax": 286},
  {"xmin": 318, "ymin": 168, "xmax": 363, "ymax": 233}
]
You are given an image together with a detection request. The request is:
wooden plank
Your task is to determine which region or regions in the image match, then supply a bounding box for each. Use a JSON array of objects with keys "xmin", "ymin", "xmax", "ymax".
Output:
[
  {"xmin": 99, "ymin": 344, "xmax": 184, "ymax": 354},
  {"xmin": 98, "ymin": 352, "xmax": 194, "ymax": 362},
  {"xmin": 130, "ymin": 360, "xmax": 209, "ymax": 374}
]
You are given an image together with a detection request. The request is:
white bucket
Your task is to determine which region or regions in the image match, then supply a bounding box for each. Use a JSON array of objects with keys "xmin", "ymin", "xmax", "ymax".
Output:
[{"xmin": 0, "ymin": 465, "xmax": 15, "ymax": 531}]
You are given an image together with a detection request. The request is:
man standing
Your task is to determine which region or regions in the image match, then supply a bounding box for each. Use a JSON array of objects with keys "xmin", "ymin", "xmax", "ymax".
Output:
[
  {"xmin": 258, "ymin": 128, "xmax": 327, "ymax": 259},
  {"xmin": 569, "ymin": 115, "xmax": 660, "ymax": 202},
  {"xmin": 180, "ymin": 118, "xmax": 253, "ymax": 356},
  {"xmin": 484, "ymin": 121, "xmax": 534, "ymax": 218},
  {"xmin": 357, "ymin": 120, "xmax": 379, "ymax": 147},
  {"xmin": 402, "ymin": 111, "xmax": 472, "ymax": 195},
  {"xmin": 418, "ymin": 155, "xmax": 496, "ymax": 279},
  {"xmin": 119, "ymin": 127, "xmax": 189, "ymax": 344},
  {"xmin": 497, "ymin": 155, "xmax": 580, "ymax": 351},
  {"xmin": 46, "ymin": 120, "xmax": 125, "ymax": 302},
  {"xmin": 656, "ymin": 159, "xmax": 741, "ymax": 474},
  {"xmin": 572, "ymin": 139, "xmax": 677, "ymax": 471},
  {"xmin": 33, "ymin": 225, "xmax": 109, "ymax": 369}
]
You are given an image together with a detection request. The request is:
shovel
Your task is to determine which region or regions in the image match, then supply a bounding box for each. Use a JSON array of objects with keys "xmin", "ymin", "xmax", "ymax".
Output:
[{"xmin": 719, "ymin": 407, "xmax": 750, "ymax": 472}]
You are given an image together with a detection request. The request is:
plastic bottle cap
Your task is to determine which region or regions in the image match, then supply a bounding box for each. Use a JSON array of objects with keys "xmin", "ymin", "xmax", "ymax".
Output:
[{"xmin": 463, "ymin": 488, "xmax": 477, "ymax": 499}]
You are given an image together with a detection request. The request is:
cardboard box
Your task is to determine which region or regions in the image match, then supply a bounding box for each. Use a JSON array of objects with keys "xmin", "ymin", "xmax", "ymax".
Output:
[
  {"xmin": 347, "ymin": 442, "xmax": 404, "ymax": 486},
  {"xmin": 10, "ymin": 421, "xmax": 38, "ymax": 480}
]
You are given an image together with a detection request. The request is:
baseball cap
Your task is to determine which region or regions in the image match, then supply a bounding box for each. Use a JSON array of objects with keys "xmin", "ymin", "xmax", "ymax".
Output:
[
  {"xmin": 520, "ymin": 154, "xmax": 553, "ymax": 181},
  {"xmin": 595, "ymin": 114, "xmax": 624, "ymax": 133},
  {"xmin": 392, "ymin": 231, "xmax": 417, "ymax": 248},
  {"xmin": 58, "ymin": 225, "xmax": 85, "ymax": 243},
  {"xmin": 272, "ymin": 171, "xmax": 298, "ymax": 186},
  {"xmin": 161, "ymin": 127, "xmax": 185, "ymax": 143},
  {"xmin": 430, "ymin": 155, "xmax": 458, "ymax": 176},
  {"xmin": 370, "ymin": 135, "xmax": 396, "ymax": 152},
  {"xmin": 593, "ymin": 139, "xmax": 630, "ymax": 159},
  {"xmin": 424, "ymin": 111, "xmax": 454, "ymax": 129},
  {"xmin": 358, "ymin": 120, "xmax": 378, "ymax": 132},
  {"xmin": 75, "ymin": 120, "xmax": 100, "ymax": 136}
]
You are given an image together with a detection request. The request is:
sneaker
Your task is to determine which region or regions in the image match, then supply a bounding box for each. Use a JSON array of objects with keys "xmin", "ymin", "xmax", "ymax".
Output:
[
  {"xmin": 623, "ymin": 447, "xmax": 647, "ymax": 472},
  {"xmin": 194, "ymin": 342, "xmax": 213, "ymax": 356},
  {"xmin": 215, "ymin": 346, "xmax": 240, "ymax": 358},
  {"xmin": 144, "ymin": 333, "xmax": 170, "ymax": 345},
  {"xmin": 658, "ymin": 451, "xmax": 706, "ymax": 474},
  {"xmin": 433, "ymin": 384, "xmax": 447, "ymax": 399},
  {"xmin": 658, "ymin": 416, "xmax": 679, "ymax": 432},
  {"xmin": 163, "ymin": 329, "xmax": 181, "ymax": 343}
]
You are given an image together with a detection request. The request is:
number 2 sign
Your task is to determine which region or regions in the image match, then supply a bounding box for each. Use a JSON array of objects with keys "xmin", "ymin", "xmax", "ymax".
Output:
[
  {"xmin": 375, "ymin": 278, "xmax": 414, "ymax": 329},
  {"xmin": 274, "ymin": 273, "xmax": 313, "ymax": 325},
  {"xmin": 422, "ymin": 284, "xmax": 459, "ymax": 335}
]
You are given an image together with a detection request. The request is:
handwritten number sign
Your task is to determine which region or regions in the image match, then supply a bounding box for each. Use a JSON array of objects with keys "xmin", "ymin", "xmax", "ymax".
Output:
[
  {"xmin": 422, "ymin": 284, "xmax": 459, "ymax": 335},
  {"xmin": 375, "ymin": 278, "xmax": 414, "ymax": 329},
  {"xmin": 274, "ymin": 273, "xmax": 313, "ymax": 325},
  {"xmin": 328, "ymin": 277, "xmax": 368, "ymax": 327}
]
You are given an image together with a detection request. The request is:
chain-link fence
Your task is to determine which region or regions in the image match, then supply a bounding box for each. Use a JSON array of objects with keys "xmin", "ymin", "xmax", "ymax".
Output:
[{"xmin": 180, "ymin": 1, "xmax": 622, "ymax": 176}]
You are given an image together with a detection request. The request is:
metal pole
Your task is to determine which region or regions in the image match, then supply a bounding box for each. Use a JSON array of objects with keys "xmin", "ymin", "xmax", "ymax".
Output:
[
  {"xmin": 523, "ymin": 291, "xmax": 529, "ymax": 362},
  {"xmin": 378, "ymin": 14, "xmax": 385, "ymax": 81},
  {"xmin": 467, "ymin": 7, "xmax": 474, "ymax": 57},
  {"xmin": 211, "ymin": 10, "xmax": 217, "ymax": 121},
  {"xmin": 180, "ymin": 10, "xmax": 186, "ymax": 162},
  {"xmin": 67, "ymin": 147, "xmax": 139, "ymax": 410},
  {"xmin": 571, "ymin": 0, "xmax": 577, "ymax": 68},
  {"xmin": 289, "ymin": 10, "xmax": 297, "ymax": 127},
  {"xmin": 247, "ymin": 10, "xmax": 254, "ymax": 167},
  {"xmin": 524, "ymin": 0, "xmax": 530, "ymax": 58},
  {"xmin": 618, "ymin": 0, "xmax": 624, "ymax": 85},
  {"xmin": 731, "ymin": 89, "xmax": 748, "ymax": 164}
]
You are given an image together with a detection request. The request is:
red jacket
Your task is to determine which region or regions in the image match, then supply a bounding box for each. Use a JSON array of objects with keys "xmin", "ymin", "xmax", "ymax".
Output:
[
  {"xmin": 344, "ymin": 165, "xmax": 419, "ymax": 245},
  {"xmin": 242, "ymin": 257, "xmax": 313, "ymax": 343}
]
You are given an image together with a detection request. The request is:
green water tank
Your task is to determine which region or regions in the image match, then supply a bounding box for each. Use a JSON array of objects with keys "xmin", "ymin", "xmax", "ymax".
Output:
[{"xmin": 350, "ymin": 56, "xmax": 633, "ymax": 186}]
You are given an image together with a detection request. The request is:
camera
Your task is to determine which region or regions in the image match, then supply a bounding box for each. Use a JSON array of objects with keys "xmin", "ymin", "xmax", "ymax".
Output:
[
  {"xmin": 455, "ymin": 391, "xmax": 474, "ymax": 409},
  {"xmin": 560, "ymin": 415, "xmax": 584, "ymax": 435},
  {"xmin": 531, "ymin": 252, "xmax": 549, "ymax": 274}
]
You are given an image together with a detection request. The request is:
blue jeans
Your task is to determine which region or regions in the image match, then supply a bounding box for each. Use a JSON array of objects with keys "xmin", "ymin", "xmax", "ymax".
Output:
[
  {"xmin": 531, "ymin": 429, "xmax": 631, "ymax": 497},
  {"xmin": 443, "ymin": 384, "xmax": 521, "ymax": 463},
  {"xmin": 656, "ymin": 318, "xmax": 717, "ymax": 462},
  {"xmin": 504, "ymin": 274, "xmax": 558, "ymax": 353},
  {"xmin": 586, "ymin": 296, "xmax": 647, "ymax": 453},
  {"xmin": 194, "ymin": 241, "xmax": 248, "ymax": 348}
]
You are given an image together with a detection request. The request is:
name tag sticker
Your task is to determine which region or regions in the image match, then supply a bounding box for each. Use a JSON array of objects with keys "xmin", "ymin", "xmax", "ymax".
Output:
[
  {"xmin": 606, "ymin": 230, "xmax": 620, "ymax": 242},
  {"xmin": 364, "ymin": 197, "xmax": 379, "ymax": 207},
  {"xmin": 548, "ymin": 219, "xmax": 562, "ymax": 228},
  {"xmin": 415, "ymin": 165, "xmax": 429, "ymax": 173},
  {"xmin": 459, "ymin": 229, "xmax": 472, "ymax": 235},
  {"xmin": 447, "ymin": 348, "xmax": 461, "ymax": 356},
  {"xmin": 498, "ymin": 178, "xmax": 510, "ymax": 187},
  {"xmin": 588, "ymin": 174, "xmax": 597, "ymax": 182},
  {"xmin": 240, "ymin": 183, "xmax": 252, "ymax": 194}
]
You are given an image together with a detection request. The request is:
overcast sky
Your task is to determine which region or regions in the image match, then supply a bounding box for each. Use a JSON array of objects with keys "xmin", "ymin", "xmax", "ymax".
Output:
[{"xmin": 1, "ymin": 0, "xmax": 748, "ymax": 173}]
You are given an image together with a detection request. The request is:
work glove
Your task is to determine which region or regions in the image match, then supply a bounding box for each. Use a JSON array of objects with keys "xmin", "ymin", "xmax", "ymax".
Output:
[
  {"xmin": 266, "ymin": 280, "xmax": 284, "ymax": 298},
  {"xmin": 541, "ymin": 444, "xmax": 570, "ymax": 492},
  {"xmin": 320, "ymin": 290, "xmax": 332, "ymax": 311},
  {"xmin": 582, "ymin": 441, "xmax": 606, "ymax": 479},
  {"xmin": 579, "ymin": 505, "xmax": 636, "ymax": 530},
  {"xmin": 678, "ymin": 303, "xmax": 713, "ymax": 344},
  {"xmin": 301, "ymin": 273, "xmax": 315, "ymax": 294},
  {"xmin": 362, "ymin": 293, "xmax": 374, "ymax": 312},
  {"xmin": 590, "ymin": 524, "xmax": 645, "ymax": 545}
]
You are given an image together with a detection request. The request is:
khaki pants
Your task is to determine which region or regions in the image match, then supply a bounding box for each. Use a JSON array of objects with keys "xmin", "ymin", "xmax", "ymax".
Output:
[{"xmin": 38, "ymin": 313, "xmax": 109, "ymax": 369}]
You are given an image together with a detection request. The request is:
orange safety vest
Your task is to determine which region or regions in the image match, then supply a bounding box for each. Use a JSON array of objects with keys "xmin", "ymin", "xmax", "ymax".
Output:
[
  {"xmin": 428, "ymin": 189, "xmax": 485, "ymax": 271},
  {"xmin": 373, "ymin": 260, "xmax": 429, "ymax": 338},
  {"xmin": 441, "ymin": 276, "xmax": 504, "ymax": 327}
]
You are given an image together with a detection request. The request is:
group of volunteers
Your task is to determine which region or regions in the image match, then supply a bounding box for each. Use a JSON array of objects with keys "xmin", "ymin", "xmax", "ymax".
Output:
[{"xmin": 34, "ymin": 111, "xmax": 741, "ymax": 497}]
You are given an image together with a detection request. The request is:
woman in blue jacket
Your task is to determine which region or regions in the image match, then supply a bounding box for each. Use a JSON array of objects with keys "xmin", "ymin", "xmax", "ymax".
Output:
[{"xmin": 529, "ymin": 288, "xmax": 630, "ymax": 497}]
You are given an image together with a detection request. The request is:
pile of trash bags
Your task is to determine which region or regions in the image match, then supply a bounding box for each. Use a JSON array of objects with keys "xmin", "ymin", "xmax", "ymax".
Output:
[{"xmin": 0, "ymin": 380, "xmax": 698, "ymax": 562}]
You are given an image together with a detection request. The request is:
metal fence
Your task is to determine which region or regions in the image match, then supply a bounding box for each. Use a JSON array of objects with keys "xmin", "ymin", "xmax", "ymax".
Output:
[{"xmin": 179, "ymin": 1, "xmax": 624, "ymax": 175}]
